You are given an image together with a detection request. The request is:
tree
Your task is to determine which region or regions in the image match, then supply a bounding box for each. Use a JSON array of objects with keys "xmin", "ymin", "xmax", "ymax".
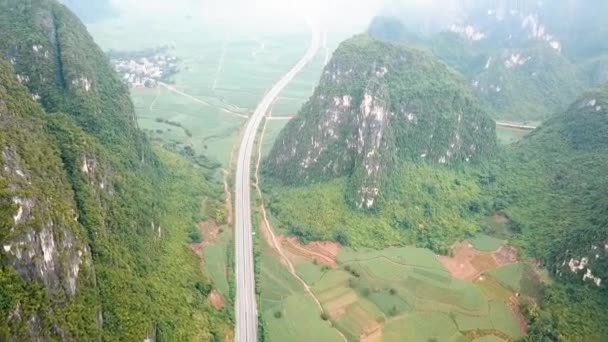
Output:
[{"xmin": 333, "ymin": 228, "xmax": 351, "ymax": 246}]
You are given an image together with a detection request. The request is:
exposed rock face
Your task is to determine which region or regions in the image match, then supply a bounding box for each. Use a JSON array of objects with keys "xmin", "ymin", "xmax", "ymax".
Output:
[{"xmin": 265, "ymin": 35, "xmax": 496, "ymax": 208}]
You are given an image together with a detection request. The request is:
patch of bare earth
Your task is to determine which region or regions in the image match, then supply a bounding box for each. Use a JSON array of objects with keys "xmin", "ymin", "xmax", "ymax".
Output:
[
  {"xmin": 208, "ymin": 289, "xmax": 226, "ymax": 310},
  {"xmin": 361, "ymin": 326, "xmax": 383, "ymax": 342},
  {"xmin": 438, "ymin": 241, "xmax": 519, "ymax": 280},
  {"xmin": 358, "ymin": 318, "xmax": 383, "ymax": 342},
  {"xmin": 279, "ymin": 236, "xmax": 340, "ymax": 268},
  {"xmin": 190, "ymin": 220, "xmax": 223, "ymax": 257}
]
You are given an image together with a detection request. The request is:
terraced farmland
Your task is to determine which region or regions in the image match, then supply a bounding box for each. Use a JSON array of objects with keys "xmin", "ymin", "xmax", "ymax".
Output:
[{"xmin": 266, "ymin": 245, "xmax": 528, "ymax": 341}]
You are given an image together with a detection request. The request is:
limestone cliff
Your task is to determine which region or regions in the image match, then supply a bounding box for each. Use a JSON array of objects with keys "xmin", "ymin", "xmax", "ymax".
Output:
[{"xmin": 264, "ymin": 35, "xmax": 496, "ymax": 209}]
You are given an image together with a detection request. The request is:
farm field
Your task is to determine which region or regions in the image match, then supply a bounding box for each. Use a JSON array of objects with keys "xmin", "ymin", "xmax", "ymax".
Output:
[
  {"xmin": 259, "ymin": 246, "xmax": 344, "ymax": 342},
  {"xmin": 496, "ymin": 126, "xmax": 531, "ymax": 145},
  {"xmin": 263, "ymin": 240, "xmax": 529, "ymax": 341},
  {"xmin": 87, "ymin": 14, "xmax": 335, "ymax": 168},
  {"xmin": 470, "ymin": 233, "xmax": 506, "ymax": 252},
  {"xmin": 203, "ymin": 229, "xmax": 232, "ymax": 298}
]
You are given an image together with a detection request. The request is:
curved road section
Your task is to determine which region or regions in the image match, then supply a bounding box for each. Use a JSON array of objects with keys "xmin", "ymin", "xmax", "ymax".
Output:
[{"xmin": 234, "ymin": 24, "xmax": 321, "ymax": 342}]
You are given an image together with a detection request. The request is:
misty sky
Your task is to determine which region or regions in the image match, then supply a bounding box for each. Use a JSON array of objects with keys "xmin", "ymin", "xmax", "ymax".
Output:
[{"xmin": 108, "ymin": 0, "xmax": 464, "ymax": 34}]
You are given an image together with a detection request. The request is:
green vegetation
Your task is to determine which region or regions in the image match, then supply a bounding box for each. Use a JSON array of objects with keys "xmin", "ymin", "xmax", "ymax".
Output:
[
  {"xmin": 259, "ymin": 252, "xmax": 342, "ymax": 342},
  {"xmin": 264, "ymin": 34, "xmax": 496, "ymax": 209},
  {"xmin": 266, "ymin": 163, "xmax": 486, "ymax": 253},
  {"xmin": 0, "ymin": 1, "xmax": 231, "ymax": 340},
  {"xmin": 496, "ymin": 127, "xmax": 530, "ymax": 145},
  {"xmin": 85, "ymin": 12, "xmax": 330, "ymax": 170},
  {"xmin": 204, "ymin": 229, "xmax": 232, "ymax": 298},
  {"xmin": 481, "ymin": 85, "xmax": 608, "ymax": 339},
  {"xmin": 470, "ymin": 44, "xmax": 584, "ymax": 122},
  {"xmin": 368, "ymin": 12, "xmax": 608, "ymax": 122},
  {"xmin": 293, "ymin": 247, "xmax": 522, "ymax": 341},
  {"xmin": 469, "ymin": 233, "xmax": 505, "ymax": 252},
  {"xmin": 384, "ymin": 312, "xmax": 467, "ymax": 342}
]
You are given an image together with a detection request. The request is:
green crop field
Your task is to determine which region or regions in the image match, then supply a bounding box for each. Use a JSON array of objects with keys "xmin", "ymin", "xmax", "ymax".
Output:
[
  {"xmin": 87, "ymin": 13, "xmax": 333, "ymax": 169},
  {"xmin": 383, "ymin": 312, "xmax": 468, "ymax": 342},
  {"xmin": 496, "ymin": 126, "xmax": 530, "ymax": 145},
  {"xmin": 294, "ymin": 261, "xmax": 327, "ymax": 285},
  {"xmin": 488, "ymin": 263, "xmax": 544, "ymax": 300},
  {"xmin": 277, "ymin": 246, "xmax": 527, "ymax": 341},
  {"xmin": 203, "ymin": 230, "xmax": 232, "ymax": 298},
  {"xmin": 470, "ymin": 233, "xmax": 506, "ymax": 252},
  {"xmin": 259, "ymin": 250, "xmax": 343, "ymax": 342}
]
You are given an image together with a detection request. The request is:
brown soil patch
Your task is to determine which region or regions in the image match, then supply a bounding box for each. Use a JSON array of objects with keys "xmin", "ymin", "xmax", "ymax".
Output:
[
  {"xmin": 208, "ymin": 289, "xmax": 225, "ymax": 310},
  {"xmin": 493, "ymin": 245, "xmax": 518, "ymax": 265},
  {"xmin": 190, "ymin": 220, "xmax": 222, "ymax": 257},
  {"xmin": 279, "ymin": 236, "xmax": 340, "ymax": 268},
  {"xmin": 438, "ymin": 241, "xmax": 519, "ymax": 280},
  {"xmin": 361, "ymin": 326, "xmax": 383, "ymax": 342}
]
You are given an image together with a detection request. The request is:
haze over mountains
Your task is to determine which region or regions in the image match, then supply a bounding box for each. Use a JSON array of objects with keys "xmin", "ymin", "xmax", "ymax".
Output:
[
  {"xmin": 1, "ymin": 0, "xmax": 608, "ymax": 341},
  {"xmin": 370, "ymin": 0, "xmax": 608, "ymax": 121}
]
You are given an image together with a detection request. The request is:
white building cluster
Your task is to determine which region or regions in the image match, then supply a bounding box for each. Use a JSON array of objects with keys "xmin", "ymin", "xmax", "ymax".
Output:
[{"xmin": 112, "ymin": 54, "xmax": 178, "ymax": 88}]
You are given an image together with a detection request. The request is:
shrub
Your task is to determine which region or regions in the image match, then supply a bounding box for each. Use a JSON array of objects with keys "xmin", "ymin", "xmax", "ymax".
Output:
[
  {"xmin": 333, "ymin": 228, "xmax": 351, "ymax": 246},
  {"xmin": 188, "ymin": 229, "xmax": 203, "ymax": 243},
  {"xmin": 194, "ymin": 281, "xmax": 212, "ymax": 297}
]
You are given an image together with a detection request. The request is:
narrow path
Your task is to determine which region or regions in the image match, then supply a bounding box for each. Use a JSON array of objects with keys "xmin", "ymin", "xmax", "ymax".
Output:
[
  {"xmin": 158, "ymin": 81, "xmax": 248, "ymax": 118},
  {"xmin": 149, "ymin": 86, "xmax": 161, "ymax": 110},
  {"xmin": 213, "ymin": 37, "xmax": 229, "ymax": 90},
  {"xmin": 254, "ymin": 117, "xmax": 348, "ymax": 342}
]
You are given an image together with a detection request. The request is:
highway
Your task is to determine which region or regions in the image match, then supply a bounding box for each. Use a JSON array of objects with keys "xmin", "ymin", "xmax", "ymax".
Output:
[{"xmin": 234, "ymin": 23, "xmax": 321, "ymax": 342}]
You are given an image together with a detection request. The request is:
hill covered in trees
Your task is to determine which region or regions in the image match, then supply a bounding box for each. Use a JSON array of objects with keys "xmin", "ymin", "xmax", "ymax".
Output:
[
  {"xmin": 485, "ymin": 84, "xmax": 608, "ymax": 339},
  {"xmin": 0, "ymin": 1, "xmax": 230, "ymax": 340},
  {"xmin": 264, "ymin": 35, "xmax": 496, "ymax": 209},
  {"xmin": 369, "ymin": 0, "xmax": 608, "ymax": 122}
]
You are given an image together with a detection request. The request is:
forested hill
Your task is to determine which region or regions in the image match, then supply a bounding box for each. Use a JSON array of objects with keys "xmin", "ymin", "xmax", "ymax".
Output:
[
  {"xmin": 264, "ymin": 35, "xmax": 496, "ymax": 209},
  {"xmin": 487, "ymin": 84, "xmax": 608, "ymax": 339},
  {"xmin": 369, "ymin": 1, "xmax": 608, "ymax": 122},
  {"xmin": 0, "ymin": 0, "xmax": 230, "ymax": 340}
]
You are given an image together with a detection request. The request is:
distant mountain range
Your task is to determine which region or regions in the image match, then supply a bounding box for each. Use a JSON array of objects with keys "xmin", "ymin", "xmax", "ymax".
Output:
[{"xmin": 369, "ymin": 0, "xmax": 608, "ymax": 122}]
